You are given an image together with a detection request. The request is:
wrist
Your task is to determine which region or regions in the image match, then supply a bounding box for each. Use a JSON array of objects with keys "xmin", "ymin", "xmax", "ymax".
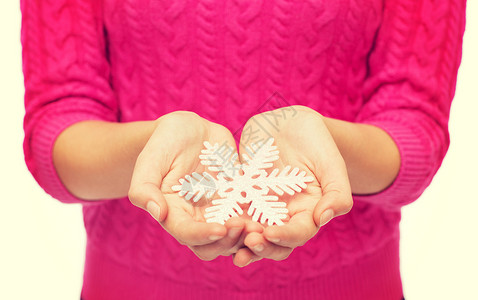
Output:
[
  {"xmin": 321, "ymin": 116, "xmax": 400, "ymax": 195},
  {"xmin": 53, "ymin": 119, "xmax": 158, "ymax": 200}
]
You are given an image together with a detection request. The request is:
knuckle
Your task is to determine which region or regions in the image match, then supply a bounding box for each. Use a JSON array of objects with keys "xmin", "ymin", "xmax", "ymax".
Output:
[
  {"xmin": 128, "ymin": 184, "xmax": 155, "ymax": 209},
  {"xmin": 342, "ymin": 196, "xmax": 354, "ymax": 214},
  {"xmin": 159, "ymin": 111, "xmax": 202, "ymax": 127},
  {"xmin": 242, "ymin": 114, "xmax": 261, "ymax": 129},
  {"xmin": 297, "ymin": 238, "xmax": 307, "ymax": 247},
  {"xmin": 290, "ymin": 105, "xmax": 309, "ymax": 113},
  {"xmin": 290, "ymin": 105, "xmax": 317, "ymax": 115},
  {"xmin": 127, "ymin": 187, "xmax": 142, "ymax": 207},
  {"xmin": 161, "ymin": 110, "xmax": 199, "ymax": 120},
  {"xmin": 158, "ymin": 111, "xmax": 207, "ymax": 141}
]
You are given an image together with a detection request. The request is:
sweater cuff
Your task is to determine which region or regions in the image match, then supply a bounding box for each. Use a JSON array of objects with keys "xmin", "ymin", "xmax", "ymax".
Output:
[
  {"xmin": 28, "ymin": 109, "xmax": 114, "ymax": 205},
  {"xmin": 352, "ymin": 112, "xmax": 442, "ymax": 210}
]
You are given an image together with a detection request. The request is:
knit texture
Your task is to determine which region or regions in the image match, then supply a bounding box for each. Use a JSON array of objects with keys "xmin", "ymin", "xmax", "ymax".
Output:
[{"xmin": 21, "ymin": 0, "xmax": 466, "ymax": 299}]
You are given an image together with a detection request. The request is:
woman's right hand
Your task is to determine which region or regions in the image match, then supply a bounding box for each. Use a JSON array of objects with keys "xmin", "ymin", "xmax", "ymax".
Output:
[{"xmin": 128, "ymin": 111, "xmax": 253, "ymax": 261}]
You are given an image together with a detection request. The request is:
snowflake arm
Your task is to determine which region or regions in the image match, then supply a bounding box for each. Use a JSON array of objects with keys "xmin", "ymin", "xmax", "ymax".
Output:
[
  {"xmin": 262, "ymin": 166, "xmax": 315, "ymax": 196},
  {"xmin": 172, "ymin": 137, "xmax": 315, "ymax": 226},
  {"xmin": 241, "ymin": 138, "xmax": 279, "ymax": 171},
  {"xmin": 246, "ymin": 193, "xmax": 289, "ymax": 226},
  {"xmin": 199, "ymin": 141, "xmax": 238, "ymax": 177},
  {"xmin": 171, "ymin": 172, "xmax": 217, "ymax": 202},
  {"xmin": 204, "ymin": 196, "xmax": 244, "ymax": 225}
]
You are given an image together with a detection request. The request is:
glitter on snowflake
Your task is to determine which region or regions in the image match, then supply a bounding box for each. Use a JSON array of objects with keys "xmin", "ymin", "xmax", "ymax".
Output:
[{"xmin": 171, "ymin": 138, "xmax": 314, "ymax": 226}]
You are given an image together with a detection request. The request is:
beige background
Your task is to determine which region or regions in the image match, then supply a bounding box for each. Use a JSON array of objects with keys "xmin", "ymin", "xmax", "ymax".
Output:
[{"xmin": 1, "ymin": 2, "xmax": 477, "ymax": 299}]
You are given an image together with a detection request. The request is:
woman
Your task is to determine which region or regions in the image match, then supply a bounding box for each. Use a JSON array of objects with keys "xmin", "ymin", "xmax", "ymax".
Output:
[{"xmin": 21, "ymin": 0, "xmax": 466, "ymax": 299}]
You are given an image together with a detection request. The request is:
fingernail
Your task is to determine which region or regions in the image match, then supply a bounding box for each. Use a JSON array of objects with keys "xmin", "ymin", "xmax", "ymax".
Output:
[
  {"xmin": 244, "ymin": 259, "xmax": 253, "ymax": 267},
  {"xmin": 267, "ymin": 237, "xmax": 280, "ymax": 243},
  {"xmin": 146, "ymin": 201, "xmax": 161, "ymax": 221},
  {"xmin": 253, "ymin": 244, "xmax": 264, "ymax": 252},
  {"xmin": 209, "ymin": 235, "xmax": 223, "ymax": 241},
  {"xmin": 320, "ymin": 209, "xmax": 334, "ymax": 227},
  {"xmin": 228, "ymin": 227, "xmax": 241, "ymax": 239}
]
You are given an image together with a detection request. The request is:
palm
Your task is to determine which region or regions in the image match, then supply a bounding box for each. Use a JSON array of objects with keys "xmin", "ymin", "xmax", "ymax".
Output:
[
  {"xmin": 130, "ymin": 112, "xmax": 256, "ymax": 260},
  {"xmin": 270, "ymin": 136, "xmax": 323, "ymax": 213},
  {"xmin": 157, "ymin": 120, "xmax": 243, "ymax": 237},
  {"xmin": 161, "ymin": 143, "xmax": 243, "ymax": 228},
  {"xmin": 232, "ymin": 106, "xmax": 352, "ymax": 265},
  {"xmin": 161, "ymin": 142, "xmax": 211, "ymax": 221}
]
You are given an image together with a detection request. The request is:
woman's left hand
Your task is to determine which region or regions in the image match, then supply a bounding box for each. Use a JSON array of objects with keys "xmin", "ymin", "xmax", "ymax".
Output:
[{"xmin": 232, "ymin": 105, "xmax": 353, "ymax": 267}]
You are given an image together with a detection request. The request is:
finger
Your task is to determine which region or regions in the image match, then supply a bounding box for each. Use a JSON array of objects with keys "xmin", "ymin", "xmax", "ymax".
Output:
[
  {"xmin": 244, "ymin": 219, "xmax": 264, "ymax": 234},
  {"xmin": 190, "ymin": 217, "xmax": 245, "ymax": 258},
  {"xmin": 163, "ymin": 208, "xmax": 227, "ymax": 246},
  {"xmin": 313, "ymin": 186, "xmax": 353, "ymax": 228},
  {"xmin": 223, "ymin": 217, "xmax": 247, "ymax": 253},
  {"xmin": 262, "ymin": 210, "xmax": 318, "ymax": 248},
  {"xmin": 129, "ymin": 135, "xmax": 172, "ymax": 221},
  {"xmin": 173, "ymin": 221, "xmax": 227, "ymax": 246},
  {"xmin": 128, "ymin": 181, "xmax": 168, "ymax": 222},
  {"xmin": 244, "ymin": 232, "xmax": 293, "ymax": 261},
  {"xmin": 232, "ymin": 247, "xmax": 262, "ymax": 267},
  {"xmin": 302, "ymin": 117, "xmax": 353, "ymax": 227}
]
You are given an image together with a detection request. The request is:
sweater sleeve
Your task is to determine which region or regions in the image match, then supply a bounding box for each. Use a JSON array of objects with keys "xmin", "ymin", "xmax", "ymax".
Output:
[
  {"xmin": 352, "ymin": 0, "xmax": 466, "ymax": 210},
  {"xmin": 21, "ymin": 0, "xmax": 118, "ymax": 204}
]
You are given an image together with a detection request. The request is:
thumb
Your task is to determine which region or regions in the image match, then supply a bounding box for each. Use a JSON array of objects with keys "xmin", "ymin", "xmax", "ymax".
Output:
[
  {"xmin": 128, "ymin": 182, "xmax": 168, "ymax": 222},
  {"xmin": 313, "ymin": 186, "xmax": 353, "ymax": 228},
  {"xmin": 128, "ymin": 122, "xmax": 173, "ymax": 222}
]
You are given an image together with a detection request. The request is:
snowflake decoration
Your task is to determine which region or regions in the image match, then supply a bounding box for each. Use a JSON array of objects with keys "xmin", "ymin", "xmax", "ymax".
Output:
[{"xmin": 171, "ymin": 138, "xmax": 314, "ymax": 226}]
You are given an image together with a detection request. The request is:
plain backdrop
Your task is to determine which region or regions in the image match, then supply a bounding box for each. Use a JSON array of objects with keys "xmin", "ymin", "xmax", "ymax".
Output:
[{"xmin": 1, "ymin": 2, "xmax": 477, "ymax": 300}]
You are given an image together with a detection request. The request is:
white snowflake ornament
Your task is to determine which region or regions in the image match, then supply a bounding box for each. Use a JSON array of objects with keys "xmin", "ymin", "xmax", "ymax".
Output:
[{"xmin": 171, "ymin": 138, "xmax": 314, "ymax": 226}]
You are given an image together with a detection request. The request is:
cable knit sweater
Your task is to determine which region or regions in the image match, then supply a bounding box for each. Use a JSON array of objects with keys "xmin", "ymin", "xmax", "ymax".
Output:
[{"xmin": 21, "ymin": 0, "xmax": 466, "ymax": 299}]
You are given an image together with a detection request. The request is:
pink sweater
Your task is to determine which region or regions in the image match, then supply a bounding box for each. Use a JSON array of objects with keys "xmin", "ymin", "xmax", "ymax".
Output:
[{"xmin": 21, "ymin": 1, "xmax": 466, "ymax": 299}]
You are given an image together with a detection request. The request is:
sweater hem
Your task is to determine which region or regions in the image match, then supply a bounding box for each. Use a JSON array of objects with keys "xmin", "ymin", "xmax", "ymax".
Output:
[{"xmin": 81, "ymin": 237, "xmax": 403, "ymax": 300}]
